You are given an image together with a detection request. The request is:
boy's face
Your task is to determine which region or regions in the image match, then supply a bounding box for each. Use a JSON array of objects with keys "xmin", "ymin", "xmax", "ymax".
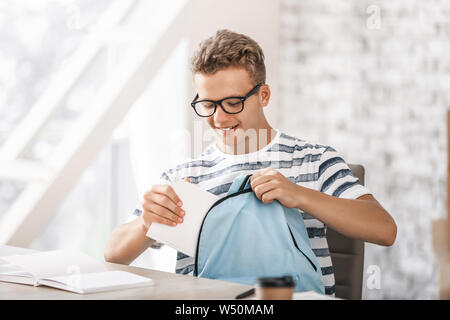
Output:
[{"xmin": 193, "ymin": 66, "xmax": 271, "ymax": 152}]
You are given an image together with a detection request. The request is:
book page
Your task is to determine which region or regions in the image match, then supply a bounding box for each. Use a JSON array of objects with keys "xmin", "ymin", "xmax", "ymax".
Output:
[
  {"xmin": 0, "ymin": 272, "xmax": 36, "ymax": 285},
  {"xmin": 0, "ymin": 245, "xmax": 37, "ymax": 258},
  {"xmin": 0, "ymin": 264, "xmax": 26, "ymax": 275},
  {"xmin": 0, "ymin": 246, "xmax": 40, "ymax": 283},
  {"xmin": 146, "ymin": 180, "xmax": 219, "ymax": 257},
  {"xmin": 1, "ymin": 249, "xmax": 107, "ymax": 280},
  {"xmin": 39, "ymin": 270, "xmax": 154, "ymax": 294},
  {"xmin": 0, "ymin": 245, "xmax": 37, "ymax": 266}
]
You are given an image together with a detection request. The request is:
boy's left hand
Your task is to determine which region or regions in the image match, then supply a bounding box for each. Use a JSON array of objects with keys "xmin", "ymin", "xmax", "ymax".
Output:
[{"xmin": 250, "ymin": 167, "xmax": 301, "ymax": 208}]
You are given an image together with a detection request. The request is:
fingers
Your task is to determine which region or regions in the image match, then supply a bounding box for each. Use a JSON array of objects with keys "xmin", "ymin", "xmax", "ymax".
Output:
[
  {"xmin": 250, "ymin": 167, "xmax": 283, "ymax": 203},
  {"xmin": 149, "ymin": 193, "xmax": 184, "ymax": 218},
  {"xmin": 142, "ymin": 184, "xmax": 186, "ymax": 227},
  {"xmin": 260, "ymin": 189, "xmax": 279, "ymax": 204},
  {"xmin": 150, "ymin": 185, "xmax": 183, "ymax": 207},
  {"xmin": 141, "ymin": 209, "xmax": 177, "ymax": 228},
  {"xmin": 142, "ymin": 202, "xmax": 183, "ymax": 223},
  {"xmin": 141, "ymin": 201, "xmax": 184, "ymax": 227},
  {"xmin": 251, "ymin": 167, "xmax": 277, "ymax": 182},
  {"xmin": 184, "ymin": 177, "xmax": 191, "ymax": 183},
  {"xmin": 252, "ymin": 180, "xmax": 278, "ymax": 201},
  {"xmin": 250, "ymin": 174, "xmax": 275, "ymax": 190}
]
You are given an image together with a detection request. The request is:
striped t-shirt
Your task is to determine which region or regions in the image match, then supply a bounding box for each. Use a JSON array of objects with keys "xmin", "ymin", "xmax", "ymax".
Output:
[{"xmin": 133, "ymin": 130, "xmax": 371, "ymax": 295}]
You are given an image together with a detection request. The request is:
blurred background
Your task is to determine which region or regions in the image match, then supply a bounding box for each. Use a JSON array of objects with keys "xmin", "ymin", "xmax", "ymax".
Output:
[{"xmin": 0, "ymin": 0, "xmax": 448, "ymax": 299}]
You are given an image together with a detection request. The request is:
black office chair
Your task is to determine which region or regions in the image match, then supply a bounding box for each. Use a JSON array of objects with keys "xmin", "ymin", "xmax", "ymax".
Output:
[{"xmin": 326, "ymin": 164, "xmax": 365, "ymax": 300}]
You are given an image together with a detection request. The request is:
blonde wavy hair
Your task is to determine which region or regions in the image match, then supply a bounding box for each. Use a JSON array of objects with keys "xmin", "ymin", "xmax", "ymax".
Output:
[{"xmin": 190, "ymin": 29, "xmax": 266, "ymax": 85}]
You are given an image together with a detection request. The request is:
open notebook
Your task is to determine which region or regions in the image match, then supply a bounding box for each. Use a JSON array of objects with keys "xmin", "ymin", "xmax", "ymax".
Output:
[{"xmin": 0, "ymin": 249, "xmax": 154, "ymax": 294}]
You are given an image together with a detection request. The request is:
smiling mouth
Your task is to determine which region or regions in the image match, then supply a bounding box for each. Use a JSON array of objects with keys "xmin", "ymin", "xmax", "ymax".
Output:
[{"xmin": 216, "ymin": 124, "xmax": 239, "ymax": 134}]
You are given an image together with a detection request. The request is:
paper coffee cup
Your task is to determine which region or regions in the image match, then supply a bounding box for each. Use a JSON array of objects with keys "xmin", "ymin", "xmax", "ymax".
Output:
[{"xmin": 255, "ymin": 276, "xmax": 295, "ymax": 300}]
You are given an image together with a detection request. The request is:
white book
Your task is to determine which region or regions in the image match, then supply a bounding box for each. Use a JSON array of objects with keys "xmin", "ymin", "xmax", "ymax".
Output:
[
  {"xmin": 146, "ymin": 180, "xmax": 220, "ymax": 257},
  {"xmin": 0, "ymin": 249, "xmax": 154, "ymax": 294}
]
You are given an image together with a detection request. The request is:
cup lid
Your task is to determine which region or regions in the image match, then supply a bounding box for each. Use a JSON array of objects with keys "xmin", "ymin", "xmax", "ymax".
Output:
[{"xmin": 256, "ymin": 275, "xmax": 295, "ymax": 288}]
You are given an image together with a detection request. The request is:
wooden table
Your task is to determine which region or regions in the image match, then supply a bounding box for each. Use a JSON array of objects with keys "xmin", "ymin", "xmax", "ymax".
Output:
[{"xmin": 0, "ymin": 245, "xmax": 252, "ymax": 300}]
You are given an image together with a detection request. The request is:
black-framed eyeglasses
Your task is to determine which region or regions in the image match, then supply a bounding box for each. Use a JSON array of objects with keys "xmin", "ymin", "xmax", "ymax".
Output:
[{"xmin": 191, "ymin": 83, "xmax": 263, "ymax": 117}]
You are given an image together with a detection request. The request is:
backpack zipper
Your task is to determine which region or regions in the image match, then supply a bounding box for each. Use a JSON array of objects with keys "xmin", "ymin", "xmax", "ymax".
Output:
[
  {"xmin": 193, "ymin": 175, "xmax": 318, "ymax": 276},
  {"xmin": 193, "ymin": 188, "xmax": 253, "ymax": 276},
  {"xmin": 238, "ymin": 174, "xmax": 252, "ymax": 192},
  {"xmin": 287, "ymin": 224, "xmax": 317, "ymax": 272}
]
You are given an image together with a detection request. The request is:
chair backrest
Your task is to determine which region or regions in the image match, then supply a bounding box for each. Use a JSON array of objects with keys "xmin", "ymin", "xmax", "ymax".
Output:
[{"xmin": 326, "ymin": 164, "xmax": 365, "ymax": 300}]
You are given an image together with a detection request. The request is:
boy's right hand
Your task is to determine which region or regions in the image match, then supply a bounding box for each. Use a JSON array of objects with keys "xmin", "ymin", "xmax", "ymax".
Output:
[{"xmin": 140, "ymin": 178, "xmax": 190, "ymax": 229}]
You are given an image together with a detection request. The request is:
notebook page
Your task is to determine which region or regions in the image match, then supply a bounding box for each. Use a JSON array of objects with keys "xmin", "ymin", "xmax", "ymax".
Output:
[
  {"xmin": 0, "ymin": 245, "xmax": 37, "ymax": 258},
  {"xmin": 1, "ymin": 249, "xmax": 107, "ymax": 280},
  {"xmin": 0, "ymin": 263, "xmax": 24, "ymax": 274},
  {"xmin": 146, "ymin": 180, "xmax": 219, "ymax": 257},
  {"xmin": 39, "ymin": 270, "xmax": 154, "ymax": 294},
  {"xmin": 0, "ymin": 245, "xmax": 39, "ymax": 276}
]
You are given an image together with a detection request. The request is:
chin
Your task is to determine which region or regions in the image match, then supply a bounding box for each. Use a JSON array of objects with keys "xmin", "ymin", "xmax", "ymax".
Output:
[
  {"xmin": 213, "ymin": 133, "xmax": 235, "ymax": 147},
  {"xmin": 222, "ymin": 136, "xmax": 238, "ymax": 147}
]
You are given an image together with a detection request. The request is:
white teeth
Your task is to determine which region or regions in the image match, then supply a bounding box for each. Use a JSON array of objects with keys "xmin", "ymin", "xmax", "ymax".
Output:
[{"xmin": 219, "ymin": 125, "xmax": 237, "ymax": 131}]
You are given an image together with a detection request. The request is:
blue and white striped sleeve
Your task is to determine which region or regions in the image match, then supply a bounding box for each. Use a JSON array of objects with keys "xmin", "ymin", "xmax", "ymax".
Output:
[{"xmin": 317, "ymin": 146, "xmax": 372, "ymax": 200}]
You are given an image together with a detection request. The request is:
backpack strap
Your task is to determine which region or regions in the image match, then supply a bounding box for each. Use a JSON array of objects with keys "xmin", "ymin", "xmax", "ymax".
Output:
[{"xmin": 227, "ymin": 174, "xmax": 253, "ymax": 195}]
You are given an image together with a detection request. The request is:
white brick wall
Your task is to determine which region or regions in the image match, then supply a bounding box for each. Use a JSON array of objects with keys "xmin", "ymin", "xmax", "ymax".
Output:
[{"xmin": 279, "ymin": 0, "xmax": 450, "ymax": 299}]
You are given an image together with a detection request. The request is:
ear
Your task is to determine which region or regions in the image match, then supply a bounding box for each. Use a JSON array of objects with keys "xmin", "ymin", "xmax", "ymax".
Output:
[{"xmin": 259, "ymin": 84, "xmax": 271, "ymax": 107}]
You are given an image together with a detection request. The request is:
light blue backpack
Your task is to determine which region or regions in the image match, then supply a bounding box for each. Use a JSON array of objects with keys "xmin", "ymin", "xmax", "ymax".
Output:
[{"xmin": 193, "ymin": 174, "xmax": 325, "ymax": 294}]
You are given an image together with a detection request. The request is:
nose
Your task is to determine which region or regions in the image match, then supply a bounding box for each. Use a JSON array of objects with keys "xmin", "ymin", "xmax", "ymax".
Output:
[{"xmin": 213, "ymin": 104, "xmax": 232, "ymax": 124}]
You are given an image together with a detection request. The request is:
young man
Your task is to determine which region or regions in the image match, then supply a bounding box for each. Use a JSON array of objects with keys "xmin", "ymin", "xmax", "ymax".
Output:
[{"xmin": 104, "ymin": 29, "xmax": 397, "ymax": 296}]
